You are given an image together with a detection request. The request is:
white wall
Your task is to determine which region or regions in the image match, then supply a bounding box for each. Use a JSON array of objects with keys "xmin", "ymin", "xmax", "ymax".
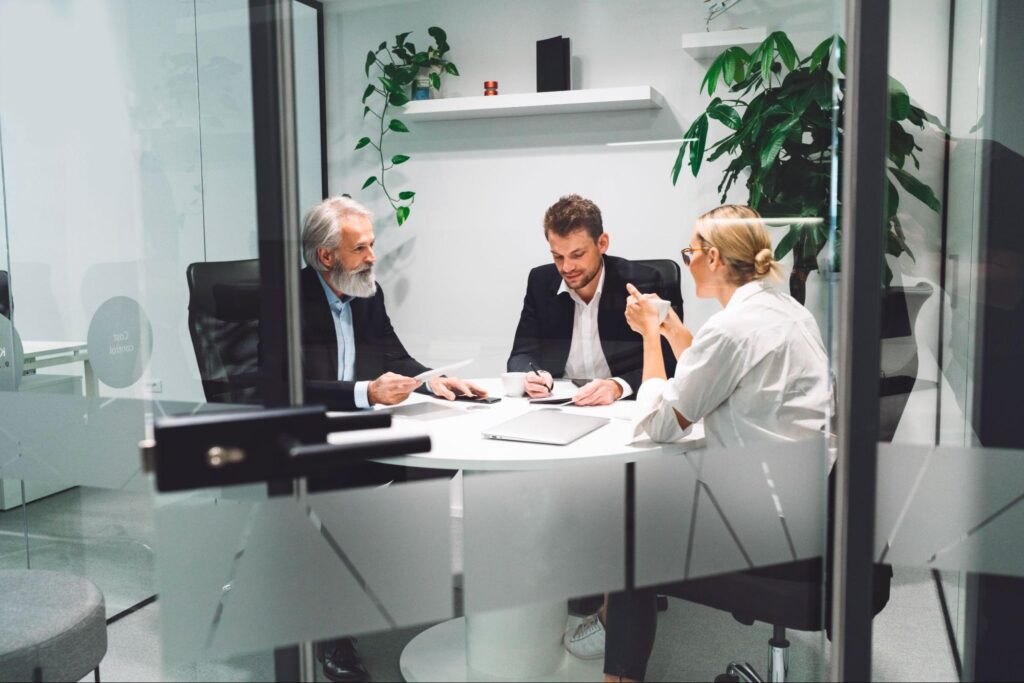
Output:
[{"xmin": 325, "ymin": 0, "xmax": 839, "ymax": 377}]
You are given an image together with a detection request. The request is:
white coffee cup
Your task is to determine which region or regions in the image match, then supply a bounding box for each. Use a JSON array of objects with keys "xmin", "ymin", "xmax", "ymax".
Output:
[
  {"xmin": 501, "ymin": 371, "xmax": 527, "ymax": 397},
  {"xmin": 628, "ymin": 295, "xmax": 671, "ymax": 323}
]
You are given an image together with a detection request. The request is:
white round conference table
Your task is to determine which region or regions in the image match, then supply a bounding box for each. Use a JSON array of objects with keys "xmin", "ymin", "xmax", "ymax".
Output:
[{"xmin": 330, "ymin": 378, "xmax": 705, "ymax": 682}]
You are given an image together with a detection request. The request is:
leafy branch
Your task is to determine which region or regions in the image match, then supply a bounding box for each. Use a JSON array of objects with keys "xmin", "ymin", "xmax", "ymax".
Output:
[
  {"xmin": 673, "ymin": 31, "xmax": 945, "ymax": 299},
  {"xmin": 357, "ymin": 27, "xmax": 459, "ymax": 226}
]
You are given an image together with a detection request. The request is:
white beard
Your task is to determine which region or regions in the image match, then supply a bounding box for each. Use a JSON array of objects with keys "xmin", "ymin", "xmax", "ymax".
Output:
[{"xmin": 327, "ymin": 261, "xmax": 377, "ymax": 298}]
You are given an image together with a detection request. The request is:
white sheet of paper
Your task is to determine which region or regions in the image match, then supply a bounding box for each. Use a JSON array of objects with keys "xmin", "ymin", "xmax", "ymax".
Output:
[{"xmin": 414, "ymin": 359, "xmax": 473, "ymax": 381}]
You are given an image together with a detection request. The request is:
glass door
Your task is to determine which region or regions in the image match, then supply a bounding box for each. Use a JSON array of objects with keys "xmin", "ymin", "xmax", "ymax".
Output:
[{"xmin": 0, "ymin": 0, "xmax": 326, "ymax": 679}]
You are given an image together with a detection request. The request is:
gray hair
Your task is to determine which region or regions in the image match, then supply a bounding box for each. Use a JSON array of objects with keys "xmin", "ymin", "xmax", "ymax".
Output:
[{"xmin": 301, "ymin": 196, "xmax": 374, "ymax": 271}]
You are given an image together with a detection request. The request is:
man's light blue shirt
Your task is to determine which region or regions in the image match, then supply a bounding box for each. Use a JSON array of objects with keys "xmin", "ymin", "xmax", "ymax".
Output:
[{"xmin": 317, "ymin": 273, "xmax": 371, "ymax": 409}]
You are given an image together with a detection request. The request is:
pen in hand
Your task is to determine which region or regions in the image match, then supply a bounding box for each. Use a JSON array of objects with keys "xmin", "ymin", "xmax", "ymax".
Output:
[{"xmin": 528, "ymin": 361, "xmax": 554, "ymax": 392}]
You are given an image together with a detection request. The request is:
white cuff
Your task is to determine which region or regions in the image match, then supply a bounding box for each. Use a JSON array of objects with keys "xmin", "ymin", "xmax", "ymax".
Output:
[
  {"xmin": 611, "ymin": 377, "xmax": 633, "ymax": 400},
  {"xmin": 354, "ymin": 381, "xmax": 371, "ymax": 409},
  {"xmin": 632, "ymin": 377, "xmax": 690, "ymax": 443}
]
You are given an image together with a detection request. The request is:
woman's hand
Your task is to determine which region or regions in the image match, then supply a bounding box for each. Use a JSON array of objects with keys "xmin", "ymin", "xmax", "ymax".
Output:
[
  {"xmin": 660, "ymin": 307, "xmax": 694, "ymax": 359},
  {"xmin": 625, "ymin": 283, "xmax": 662, "ymax": 338}
]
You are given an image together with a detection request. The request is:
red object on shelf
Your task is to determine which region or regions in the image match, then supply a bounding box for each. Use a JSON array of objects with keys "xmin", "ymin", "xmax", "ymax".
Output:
[{"xmin": 484, "ymin": 80, "xmax": 498, "ymax": 96}]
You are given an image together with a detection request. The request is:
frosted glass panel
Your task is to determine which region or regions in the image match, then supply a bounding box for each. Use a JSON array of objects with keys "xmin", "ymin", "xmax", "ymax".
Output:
[
  {"xmin": 877, "ymin": 443, "xmax": 1024, "ymax": 577},
  {"xmin": 462, "ymin": 460, "xmax": 625, "ymax": 614},
  {"xmin": 156, "ymin": 478, "xmax": 452, "ymax": 663},
  {"xmin": 637, "ymin": 439, "xmax": 828, "ymax": 586}
]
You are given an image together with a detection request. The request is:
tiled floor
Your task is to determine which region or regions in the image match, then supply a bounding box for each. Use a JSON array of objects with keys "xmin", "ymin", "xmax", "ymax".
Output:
[{"xmin": 0, "ymin": 485, "xmax": 960, "ymax": 682}]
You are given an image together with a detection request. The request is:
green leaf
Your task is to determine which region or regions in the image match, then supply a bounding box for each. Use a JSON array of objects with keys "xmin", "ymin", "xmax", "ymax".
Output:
[
  {"xmin": 412, "ymin": 51, "xmax": 429, "ymax": 66},
  {"xmin": 362, "ymin": 105, "xmax": 372, "ymax": 118},
  {"xmin": 759, "ymin": 34, "xmax": 776, "ymax": 83},
  {"xmin": 361, "ymin": 176, "xmax": 377, "ymax": 190},
  {"xmin": 389, "ymin": 119, "xmax": 410, "ymax": 133},
  {"xmin": 361, "ymin": 84, "xmax": 375, "ymax": 103},
  {"xmin": 689, "ymin": 114, "xmax": 709, "ymax": 177},
  {"xmin": 378, "ymin": 76, "xmax": 400, "ymax": 94},
  {"xmin": 889, "ymin": 167, "xmax": 941, "ymax": 212},
  {"xmin": 775, "ymin": 226, "xmax": 801, "ymax": 260},
  {"xmin": 889, "ymin": 77, "xmax": 911, "ymax": 120},
  {"xmin": 391, "ymin": 154, "xmax": 410, "ymax": 165},
  {"xmin": 701, "ymin": 53, "xmax": 724, "ymax": 95},
  {"xmin": 429, "ymin": 72, "xmax": 441, "ymax": 90},
  {"xmin": 722, "ymin": 49, "xmax": 738, "ymax": 85},
  {"xmin": 388, "ymin": 91, "xmax": 410, "ymax": 107},
  {"xmin": 399, "ymin": 191, "xmax": 416, "ymax": 200},
  {"xmin": 395, "ymin": 31, "xmax": 412, "ymax": 46},
  {"xmin": 886, "ymin": 178, "xmax": 900, "ymax": 219},
  {"xmin": 427, "ymin": 26, "xmax": 447, "ymax": 45},
  {"xmin": 772, "ymin": 31, "xmax": 798, "ymax": 71},
  {"xmin": 671, "ymin": 139, "xmax": 688, "ymax": 186},
  {"xmin": 396, "ymin": 205, "xmax": 410, "ymax": 225},
  {"xmin": 760, "ymin": 116, "xmax": 799, "ymax": 169},
  {"xmin": 377, "ymin": 41, "xmax": 387, "ymax": 52},
  {"xmin": 364, "ymin": 51, "xmax": 376, "ymax": 77},
  {"xmin": 444, "ymin": 62, "xmax": 460, "ymax": 76},
  {"xmin": 708, "ymin": 101, "xmax": 741, "ymax": 130},
  {"xmin": 354, "ymin": 136, "xmax": 371, "ymax": 150},
  {"xmin": 808, "ymin": 36, "xmax": 834, "ymax": 71}
]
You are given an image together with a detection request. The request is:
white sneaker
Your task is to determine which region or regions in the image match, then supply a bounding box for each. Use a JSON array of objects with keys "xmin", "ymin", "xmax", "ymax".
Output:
[{"xmin": 563, "ymin": 614, "xmax": 606, "ymax": 660}]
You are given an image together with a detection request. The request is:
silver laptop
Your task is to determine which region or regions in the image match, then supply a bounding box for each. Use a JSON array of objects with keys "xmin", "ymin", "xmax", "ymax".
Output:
[{"xmin": 482, "ymin": 409, "xmax": 610, "ymax": 446}]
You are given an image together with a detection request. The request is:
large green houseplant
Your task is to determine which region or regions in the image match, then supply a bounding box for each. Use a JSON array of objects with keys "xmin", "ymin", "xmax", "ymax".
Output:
[{"xmin": 673, "ymin": 31, "xmax": 944, "ymax": 302}]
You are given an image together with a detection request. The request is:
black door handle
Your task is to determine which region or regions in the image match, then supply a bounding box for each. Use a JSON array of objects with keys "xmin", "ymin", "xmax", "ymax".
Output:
[{"xmin": 144, "ymin": 405, "xmax": 430, "ymax": 492}]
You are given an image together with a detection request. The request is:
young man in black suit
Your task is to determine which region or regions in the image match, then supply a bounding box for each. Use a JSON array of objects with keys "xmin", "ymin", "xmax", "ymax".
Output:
[
  {"xmin": 300, "ymin": 196, "xmax": 484, "ymax": 682},
  {"xmin": 508, "ymin": 194, "xmax": 681, "ymax": 406}
]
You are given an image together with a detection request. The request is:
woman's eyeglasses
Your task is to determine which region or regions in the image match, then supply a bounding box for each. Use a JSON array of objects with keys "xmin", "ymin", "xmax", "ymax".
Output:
[{"xmin": 680, "ymin": 246, "xmax": 703, "ymax": 266}]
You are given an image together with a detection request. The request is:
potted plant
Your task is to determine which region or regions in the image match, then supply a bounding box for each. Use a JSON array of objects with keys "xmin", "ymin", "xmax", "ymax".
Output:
[
  {"xmin": 673, "ymin": 31, "xmax": 944, "ymax": 303},
  {"xmin": 357, "ymin": 27, "xmax": 460, "ymax": 226}
]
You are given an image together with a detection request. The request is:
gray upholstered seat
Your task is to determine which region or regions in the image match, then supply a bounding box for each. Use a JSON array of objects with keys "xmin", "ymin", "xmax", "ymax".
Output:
[{"xmin": 0, "ymin": 570, "xmax": 107, "ymax": 682}]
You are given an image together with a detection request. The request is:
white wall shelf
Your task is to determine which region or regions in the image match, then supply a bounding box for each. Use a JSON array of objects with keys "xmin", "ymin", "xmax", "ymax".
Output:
[
  {"xmin": 401, "ymin": 86, "xmax": 665, "ymax": 122},
  {"xmin": 681, "ymin": 27, "xmax": 767, "ymax": 59}
]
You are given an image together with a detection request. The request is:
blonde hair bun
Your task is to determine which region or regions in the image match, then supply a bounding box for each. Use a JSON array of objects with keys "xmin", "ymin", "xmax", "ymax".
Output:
[{"xmin": 754, "ymin": 248, "xmax": 774, "ymax": 276}]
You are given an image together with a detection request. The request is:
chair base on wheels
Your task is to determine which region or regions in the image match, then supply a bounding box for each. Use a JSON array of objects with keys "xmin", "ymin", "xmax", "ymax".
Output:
[{"xmin": 713, "ymin": 624, "xmax": 790, "ymax": 683}]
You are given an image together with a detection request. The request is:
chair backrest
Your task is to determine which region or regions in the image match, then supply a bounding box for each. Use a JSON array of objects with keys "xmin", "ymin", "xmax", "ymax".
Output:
[
  {"xmin": 878, "ymin": 282, "xmax": 934, "ymax": 441},
  {"xmin": 0, "ymin": 270, "xmax": 10, "ymax": 320},
  {"xmin": 186, "ymin": 259, "xmax": 261, "ymax": 404},
  {"xmin": 634, "ymin": 258, "xmax": 684, "ymax": 320}
]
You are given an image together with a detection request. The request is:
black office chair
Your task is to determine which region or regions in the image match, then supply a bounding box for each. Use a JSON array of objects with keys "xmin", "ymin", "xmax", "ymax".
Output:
[
  {"xmin": 186, "ymin": 259, "xmax": 262, "ymax": 404},
  {"xmin": 879, "ymin": 283, "xmax": 933, "ymax": 441},
  {"xmin": 635, "ymin": 258, "xmax": 684, "ymax": 321},
  {"xmin": 0, "ymin": 270, "xmax": 11, "ymax": 320},
  {"xmin": 667, "ymin": 473, "xmax": 892, "ymax": 683}
]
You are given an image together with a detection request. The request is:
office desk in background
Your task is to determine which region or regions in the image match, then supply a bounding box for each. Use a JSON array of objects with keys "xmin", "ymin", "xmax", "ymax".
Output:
[
  {"xmin": 0, "ymin": 341, "xmax": 96, "ymax": 510},
  {"xmin": 331, "ymin": 378, "xmax": 706, "ymax": 682},
  {"xmin": 21, "ymin": 341, "xmax": 98, "ymax": 396}
]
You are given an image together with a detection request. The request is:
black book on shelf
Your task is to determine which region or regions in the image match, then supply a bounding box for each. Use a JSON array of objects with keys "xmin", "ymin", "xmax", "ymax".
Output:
[{"xmin": 536, "ymin": 35, "xmax": 571, "ymax": 92}]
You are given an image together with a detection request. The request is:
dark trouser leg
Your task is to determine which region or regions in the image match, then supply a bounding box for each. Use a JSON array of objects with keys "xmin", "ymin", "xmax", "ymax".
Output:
[{"xmin": 604, "ymin": 586, "xmax": 659, "ymax": 681}]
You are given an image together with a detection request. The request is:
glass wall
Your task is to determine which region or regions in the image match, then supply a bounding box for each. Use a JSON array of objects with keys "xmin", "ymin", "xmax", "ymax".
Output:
[
  {"xmin": 0, "ymin": 1, "xmax": 904, "ymax": 682},
  {"xmin": 868, "ymin": 0, "xmax": 1024, "ymax": 681},
  {"xmin": 0, "ymin": 0, "xmax": 321, "ymax": 679}
]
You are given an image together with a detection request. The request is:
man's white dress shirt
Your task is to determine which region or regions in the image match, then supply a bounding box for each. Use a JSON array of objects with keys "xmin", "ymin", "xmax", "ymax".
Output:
[
  {"xmin": 634, "ymin": 280, "xmax": 829, "ymax": 448},
  {"xmin": 559, "ymin": 266, "xmax": 632, "ymax": 398}
]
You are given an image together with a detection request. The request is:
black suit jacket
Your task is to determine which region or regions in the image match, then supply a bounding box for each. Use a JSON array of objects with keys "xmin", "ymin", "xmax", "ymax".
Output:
[
  {"xmin": 300, "ymin": 267, "xmax": 428, "ymax": 411},
  {"xmin": 507, "ymin": 255, "xmax": 680, "ymax": 396}
]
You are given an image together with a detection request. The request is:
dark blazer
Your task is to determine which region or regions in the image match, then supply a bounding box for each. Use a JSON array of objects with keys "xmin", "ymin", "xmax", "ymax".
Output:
[
  {"xmin": 507, "ymin": 255, "xmax": 680, "ymax": 396},
  {"xmin": 300, "ymin": 267, "xmax": 428, "ymax": 411}
]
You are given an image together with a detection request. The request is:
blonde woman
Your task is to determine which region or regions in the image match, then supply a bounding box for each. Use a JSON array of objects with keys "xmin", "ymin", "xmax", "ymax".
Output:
[{"xmin": 598, "ymin": 205, "xmax": 831, "ymax": 682}]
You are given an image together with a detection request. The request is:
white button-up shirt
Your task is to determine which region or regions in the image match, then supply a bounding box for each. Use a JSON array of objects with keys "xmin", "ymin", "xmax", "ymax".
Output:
[
  {"xmin": 559, "ymin": 266, "xmax": 632, "ymax": 398},
  {"xmin": 634, "ymin": 280, "xmax": 829, "ymax": 448}
]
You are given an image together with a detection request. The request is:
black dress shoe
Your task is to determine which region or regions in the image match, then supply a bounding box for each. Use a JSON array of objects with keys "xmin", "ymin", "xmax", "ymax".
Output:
[{"xmin": 316, "ymin": 638, "xmax": 369, "ymax": 683}]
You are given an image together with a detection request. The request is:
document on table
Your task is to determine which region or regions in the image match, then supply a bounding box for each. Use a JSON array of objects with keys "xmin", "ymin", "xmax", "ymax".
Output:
[{"xmin": 414, "ymin": 359, "xmax": 473, "ymax": 381}]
